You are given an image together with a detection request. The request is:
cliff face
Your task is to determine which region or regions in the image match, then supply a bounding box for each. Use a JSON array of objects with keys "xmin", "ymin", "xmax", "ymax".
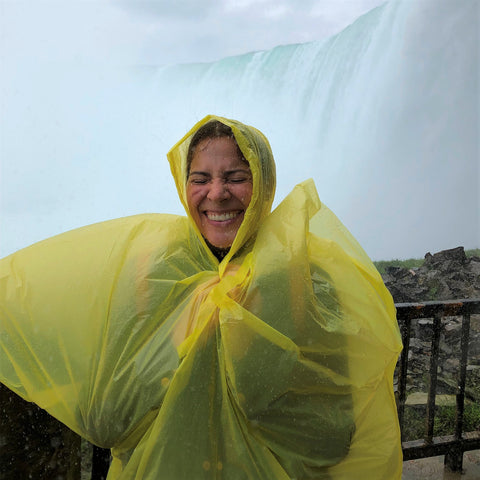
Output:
[{"xmin": 381, "ymin": 247, "xmax": 480, "ymax": 303}]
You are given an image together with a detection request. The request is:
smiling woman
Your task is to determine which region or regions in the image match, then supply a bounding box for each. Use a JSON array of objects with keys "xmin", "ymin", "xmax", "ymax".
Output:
[{"xmin": 0, "ymin": 115, "xmax": 403, "ymax": 479}]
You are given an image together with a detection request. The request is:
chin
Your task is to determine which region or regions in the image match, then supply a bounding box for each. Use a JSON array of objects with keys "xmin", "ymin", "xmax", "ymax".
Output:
[
  {"xmin": 209, "ymin": 240, "xmax": 233, "ymax": 249},
  {"xmin": 205, "ymin": 233, "xmax": 234, "ymax": 250}
]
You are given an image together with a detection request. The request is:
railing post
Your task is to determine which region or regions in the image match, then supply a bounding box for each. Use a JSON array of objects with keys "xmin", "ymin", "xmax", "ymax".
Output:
[
  {"xmin": 91, "ymin": 446, "xmax": 111, "ymax": 480},
  {"xmin": 397, "ymin": 317, "xmax": 411, "ymax": 440},
  {"xmin": 444, "ymin": 311, "xmax": 471, "ymax": 472},
  {"xmin": 425, "ymin": 313, "xmax": 442, "ymax": 443}
]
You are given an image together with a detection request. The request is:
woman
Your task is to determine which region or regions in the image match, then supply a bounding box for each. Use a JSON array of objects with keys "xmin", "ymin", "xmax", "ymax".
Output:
[{"xmin": 0, "ymin": 115, "xmax": 402, "ymax": 479}]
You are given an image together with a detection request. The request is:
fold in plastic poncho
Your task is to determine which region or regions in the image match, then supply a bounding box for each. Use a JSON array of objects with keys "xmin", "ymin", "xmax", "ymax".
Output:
[{"xmin": 0, "ymin": 115, "xmax": 403, "ymax": 479}]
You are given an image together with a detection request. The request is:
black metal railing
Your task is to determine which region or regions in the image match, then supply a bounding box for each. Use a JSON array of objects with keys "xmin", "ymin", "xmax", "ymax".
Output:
[{"xmin": 396, "ymin": 298, "xmax": 480, "ymax": 471}]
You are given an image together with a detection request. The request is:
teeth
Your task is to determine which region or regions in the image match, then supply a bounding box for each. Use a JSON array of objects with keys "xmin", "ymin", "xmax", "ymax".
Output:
[{"xmin": 206, "ymin": 211, "xmax": 240, "ymax": 221}]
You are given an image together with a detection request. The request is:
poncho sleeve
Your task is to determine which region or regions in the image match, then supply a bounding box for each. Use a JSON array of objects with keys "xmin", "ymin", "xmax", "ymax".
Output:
[{"xmin": 0, "ymin": 214, "xmax": 200, "ymax": 447}]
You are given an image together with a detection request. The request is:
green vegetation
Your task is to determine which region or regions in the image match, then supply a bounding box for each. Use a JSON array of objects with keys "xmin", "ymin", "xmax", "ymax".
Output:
[
  {"xmin": 426, "ymin": 279, "xmax": 442, "ymax": 300},
  {"xmin": 401, "ymin": 403, "xmax": 480, "ymax": 441},
  {"xmin": 466, "ymin": 248, "xmax": 480, "ymax": 257},
  {"xmin": 402, "ymin": 407, "xmax": 426, "ymax": 441},
  {"xmin": 434, "ymin": 403, "xmax": 480, "ymax": 436},
  {"xmin": 373, "ymin": 258, "xmax": 423, "ymax": 275},
  {"xmin": 373, "ymin": 248, "xmax": 480, "ymax": 275}
]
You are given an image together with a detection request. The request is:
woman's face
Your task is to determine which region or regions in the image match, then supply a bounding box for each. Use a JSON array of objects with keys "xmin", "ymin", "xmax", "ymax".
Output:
[{"xmin": 186, "ymin": 136, "xmax": 253, "ymax": 249}]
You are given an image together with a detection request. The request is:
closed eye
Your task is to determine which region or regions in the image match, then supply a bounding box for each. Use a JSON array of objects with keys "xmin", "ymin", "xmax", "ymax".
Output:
[
  {"xmin": 189, "ymin": 178, "xmax": 209, "ymax": 184},
  {"xmin": 188, "ymin": 172, "xmax": 210, "ymax": 184},
  {"xmin": 228, "ymin": 177, "xmax": 250, "ymax": 183}
]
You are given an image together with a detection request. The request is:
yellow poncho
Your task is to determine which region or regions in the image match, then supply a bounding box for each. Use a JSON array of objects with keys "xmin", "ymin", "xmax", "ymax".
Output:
[{"xmin": 0, "ymin": 115, "xmax": 402, "ymax": 479}]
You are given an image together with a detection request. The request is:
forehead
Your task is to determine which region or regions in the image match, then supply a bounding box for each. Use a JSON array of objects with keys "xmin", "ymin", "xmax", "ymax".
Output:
[{"xmin": 190, "ymin": 137, "xmax": 249, "ymax": 171}]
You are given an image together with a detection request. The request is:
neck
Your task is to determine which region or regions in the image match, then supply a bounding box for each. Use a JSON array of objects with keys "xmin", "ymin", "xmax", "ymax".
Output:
[{"xmin": 204, "ymin": 238, "xmax": 230, "ymax": 261}]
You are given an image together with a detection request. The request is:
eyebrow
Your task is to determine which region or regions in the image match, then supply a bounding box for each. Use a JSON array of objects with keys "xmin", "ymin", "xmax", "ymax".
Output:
[{"xmin": 188, "ymin": 169, "xmax": 251, "ymax": 177}]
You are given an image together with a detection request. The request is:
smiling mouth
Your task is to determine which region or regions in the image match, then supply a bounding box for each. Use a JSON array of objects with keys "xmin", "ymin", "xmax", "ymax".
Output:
[{"xmin": 205, "ymin": 210, "xmax": 243, "ymax": 222}]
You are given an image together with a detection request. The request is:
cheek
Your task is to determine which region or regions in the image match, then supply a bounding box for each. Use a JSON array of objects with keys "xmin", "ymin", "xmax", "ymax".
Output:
[
  {"xmin": 186, "ymin": 189, "xmax": 200, "ymax": 221},
  {"xmin": 241, "ymin": 185, "xmax": 253, "ymax": 206},
  {"xmin": 186, "ymin": 187, "xmax": 200, "ymax": 209}
]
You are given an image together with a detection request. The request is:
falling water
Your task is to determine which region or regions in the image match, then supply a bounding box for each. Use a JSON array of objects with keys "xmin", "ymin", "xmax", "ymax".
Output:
[{"xmin": 135, "ymin": 0, "xmax": 477, "ymax": 259}]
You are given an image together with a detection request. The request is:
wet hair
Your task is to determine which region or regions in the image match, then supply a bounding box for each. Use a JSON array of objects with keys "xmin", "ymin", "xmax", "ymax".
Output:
[{"xmin": 186, "ymin": 120, "xmax": 245, "ymax": 177}]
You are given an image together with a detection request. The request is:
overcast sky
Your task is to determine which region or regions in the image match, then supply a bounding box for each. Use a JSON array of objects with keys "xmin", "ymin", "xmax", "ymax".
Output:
[{"xmin": 1, "ymin": 0, "xmax": 386, "ymax": 67}]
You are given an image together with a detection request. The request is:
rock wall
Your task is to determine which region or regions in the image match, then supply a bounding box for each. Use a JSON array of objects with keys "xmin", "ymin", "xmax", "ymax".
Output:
[
  {"xmin": 382, "ymin": 247, "xmax": 480, "ymax": 402},
  {"xmin": 382, "ymin": 246, "xmax": 480, "ymax": 303}
]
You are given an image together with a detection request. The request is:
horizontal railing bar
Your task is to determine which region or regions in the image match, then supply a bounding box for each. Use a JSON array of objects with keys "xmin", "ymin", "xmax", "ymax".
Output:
[
  {"xmin": 402, "ymin": 432, "xmax": 480, "ymax": 460},
  {"xmin": 395, "ymin": 298, "xmax": 480, "ymax": 320}
]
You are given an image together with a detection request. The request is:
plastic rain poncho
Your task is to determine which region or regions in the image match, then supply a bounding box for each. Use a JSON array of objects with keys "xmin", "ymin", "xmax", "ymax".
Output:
[{"xmin": 0, "ymin": 115, "xmax": 403, "ymax": 479}]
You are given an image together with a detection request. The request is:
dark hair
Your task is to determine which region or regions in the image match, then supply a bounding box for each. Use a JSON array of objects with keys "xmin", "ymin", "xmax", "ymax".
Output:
[{"xmin": 186, "ymin": 120, "xmax": 244, "ymax": 176}]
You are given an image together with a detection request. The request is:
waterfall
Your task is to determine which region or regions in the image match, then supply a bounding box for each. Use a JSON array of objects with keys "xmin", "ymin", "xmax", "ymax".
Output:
[
  {"xmin": 1, "ymin": 0, "xmax": 477, "ymax": 260},
  {"xmin": 140, "ymin": 1, "xmax": 477, "ymax": 259}
]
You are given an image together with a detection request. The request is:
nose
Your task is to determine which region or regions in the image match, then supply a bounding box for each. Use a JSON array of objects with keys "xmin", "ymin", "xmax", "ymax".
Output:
[{"xmin": 207, "ymin": 179, "xmax": 230, "ymax": 202}]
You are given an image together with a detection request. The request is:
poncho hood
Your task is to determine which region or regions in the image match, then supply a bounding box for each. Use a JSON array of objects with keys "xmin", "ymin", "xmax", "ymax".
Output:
[{"xmin": 167, "ymin": 115, "xmax": 276, "ymax": 264}]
